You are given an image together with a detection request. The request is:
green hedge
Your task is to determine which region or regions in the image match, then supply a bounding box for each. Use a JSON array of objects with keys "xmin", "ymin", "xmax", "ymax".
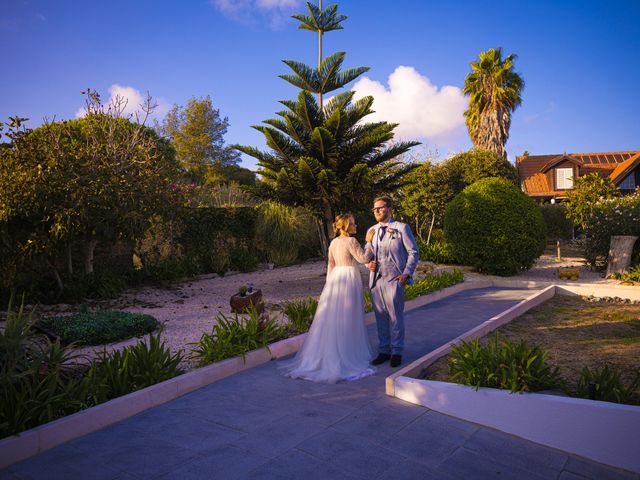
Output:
[
  {"xmin": 178, "ymin": 206, "xmax": 258, "ymax": 274},
  {"xmin": 444, "ymin": 177, "xmax": 546, "ymax": 275}
]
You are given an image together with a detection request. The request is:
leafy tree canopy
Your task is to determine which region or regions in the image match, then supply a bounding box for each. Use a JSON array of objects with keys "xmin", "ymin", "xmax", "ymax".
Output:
[
  {"xmin": 157, "ymin": 96, "xmax": 239, "ymax": 183},
  {"xmin": 399, "ymin": 149, "xmax": 517, "ymax": 241},
  {"xmin": 0, "ymin": 91, "xmax": 179, "ymax": 280}
]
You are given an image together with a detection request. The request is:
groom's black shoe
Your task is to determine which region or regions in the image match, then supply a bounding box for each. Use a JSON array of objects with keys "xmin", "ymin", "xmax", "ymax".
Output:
[
  {"xmin": 371, "ymin": 353, "xmax": 391, "ymax": 365},
  {"xmin": 390, "ymin": 355, "xmax": 402, "ymax": 368}
]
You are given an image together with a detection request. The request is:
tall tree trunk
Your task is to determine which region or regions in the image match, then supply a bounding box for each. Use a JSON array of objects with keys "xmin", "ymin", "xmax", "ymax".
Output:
[
  {"xmin": 318, "ymin": 0, "xmax": 323, "ymax": 111},
  {"xmin": 316, "ymin": 218, "xmax": 329, "ymax": 261},
  {"xmin": 66, "ymin": 242, "xmax": 73, "ymax": 276},
  {"xmin": 426, "ymin": 212, "xmax": 436, "ymax": 245},
  {"xmin": 82, "ymin": 238, "xmax": 99, "ymax": 275},
  {"xmin": 316, "ymin": 199, "xmax": 334, "ymax": 260},
  {"xmin": 44, "ymin": 257, "xmax": 64, "ymax": 293},
  {"xmin": 51, "ymin": 268, "xmax": 64, "ymax": 293}
]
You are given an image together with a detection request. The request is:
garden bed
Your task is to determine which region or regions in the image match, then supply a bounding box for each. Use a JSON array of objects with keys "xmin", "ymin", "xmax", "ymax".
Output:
[{"xmin": 423, "ymin": 295, "xmax": 640, "ymax": 401}]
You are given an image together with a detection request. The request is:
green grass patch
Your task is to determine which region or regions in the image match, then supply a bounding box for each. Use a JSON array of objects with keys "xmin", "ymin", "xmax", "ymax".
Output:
[{"xmin": 38, "ymin": 309, "xmax": 158, "ymax": 345}]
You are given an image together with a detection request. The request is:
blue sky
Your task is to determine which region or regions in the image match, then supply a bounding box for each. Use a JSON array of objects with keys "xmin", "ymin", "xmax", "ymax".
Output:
[{"xmin": 2, "ymin": 0, "xmax": 639, "ymax": 169}]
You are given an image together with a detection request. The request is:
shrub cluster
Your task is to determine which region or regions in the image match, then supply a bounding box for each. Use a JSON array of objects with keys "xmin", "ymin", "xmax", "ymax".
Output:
[
  {"xmin": 583, "ymin": 191, "xmax": 640, "ymax": 269},
  {"xmin": 577, "ymin": 365, "xmax": 640, "ymax": 405},
  {"xmin": 446, "ymin": 333, "xmax": 639, "ymax": 405},
  {"xmin": 82, "ymin": 330, "xmax": 183, "ymax": 405},
  {"xmin": 0, "ymin": 299, "xmax": 182, "ymax": 439},
  {"xmin": 405, "ymin": 269, "xmax": 464, "ymax": 301},
  {"xmin": 539, "ymin": 204, "xmax": 574, "ymax": 240},
  {"xmin": 282, "ymin": 297, "xmax": 318, "ymax": 333},
  {"xmin": 448, "ymin": 333, "xmax": 563, "ymax": 393},
  {"xmin": 364, "ymin": 270, "xmax": 465, "ymax": 311},
  {"xmin": 190, "ymin": 306, "xmax": 288, "ymax": 366},
  {"xmin": 417, "ymin": 240, "xmax": 457, "ymax": 264},
  {"xmin": 444, "ymin": 177, "xmax": 546, "ymax": 275},
  {"xmin": 38, "ymin": 308, "xmax": 158, "ymax": 346}
]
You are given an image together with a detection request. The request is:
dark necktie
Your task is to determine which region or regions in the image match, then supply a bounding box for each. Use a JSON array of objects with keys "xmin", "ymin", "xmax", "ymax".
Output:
[{"xmin": 378, "ymin": 225, "xmax": 387, "ymax": 241}]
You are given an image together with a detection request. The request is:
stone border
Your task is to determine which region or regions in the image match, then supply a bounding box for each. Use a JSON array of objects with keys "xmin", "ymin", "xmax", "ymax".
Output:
[
  {"xmin": 387, "ymin": 282, "xmax": 640, "ymax": 474},
  {"xmin": 0, "ymin": 277, "xmax": 473, "ymax": 469}
]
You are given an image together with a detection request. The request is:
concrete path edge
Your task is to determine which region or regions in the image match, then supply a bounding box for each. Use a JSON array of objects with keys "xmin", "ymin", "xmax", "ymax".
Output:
[{"xmin": 389, "ymin": 281, "xmax": 640, "ymax": 474}]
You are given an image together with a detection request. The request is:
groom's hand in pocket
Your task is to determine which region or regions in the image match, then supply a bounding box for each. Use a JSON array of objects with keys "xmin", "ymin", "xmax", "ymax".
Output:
[{"xmin": 393, "ymin": 274, "xmax": 409, "ymax": 286}]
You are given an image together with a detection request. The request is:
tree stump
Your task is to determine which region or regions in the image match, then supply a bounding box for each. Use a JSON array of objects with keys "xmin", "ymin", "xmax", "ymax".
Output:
[{"xmin": 606, "ymin": 235, "xmax": 639, "ymax": 278}]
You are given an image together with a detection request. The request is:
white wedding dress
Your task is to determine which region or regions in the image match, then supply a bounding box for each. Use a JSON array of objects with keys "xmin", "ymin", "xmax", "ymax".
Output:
[{"xmin": 280, "ymin": 236, "xmax": 375, "ymax": 384}]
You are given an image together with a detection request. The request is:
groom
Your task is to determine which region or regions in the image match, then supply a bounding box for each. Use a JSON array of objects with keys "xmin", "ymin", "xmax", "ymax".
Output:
[{"xmin": 367, "ymin": 196, "xmax": 419, "ymax": 368}]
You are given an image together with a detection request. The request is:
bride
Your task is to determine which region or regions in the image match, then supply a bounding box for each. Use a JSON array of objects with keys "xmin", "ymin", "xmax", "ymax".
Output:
[{"xmin": 280, "ymin": 214, "xmax": 376, "ymax": 383}]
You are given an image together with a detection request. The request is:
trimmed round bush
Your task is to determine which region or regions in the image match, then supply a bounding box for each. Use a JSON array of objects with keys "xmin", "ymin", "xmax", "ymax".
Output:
[
  {"xmin": 444, "ymin": 177, "xmax": 546, "ymax": 275},
  {"xmin": 38, "ymin": 309, "xmax": 158, "ymax": 345}
]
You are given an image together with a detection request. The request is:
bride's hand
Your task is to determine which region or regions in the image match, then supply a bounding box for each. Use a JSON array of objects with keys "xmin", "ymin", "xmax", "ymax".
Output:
[{"xmin": 365, "ymin": 228, "xmax": 375, "ymax": 243}]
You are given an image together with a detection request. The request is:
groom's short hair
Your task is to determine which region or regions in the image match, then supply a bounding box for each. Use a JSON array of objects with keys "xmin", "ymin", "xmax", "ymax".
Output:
[{"xmin": 373, "ymin": 196, "xmax": 393, "ymax": 209}]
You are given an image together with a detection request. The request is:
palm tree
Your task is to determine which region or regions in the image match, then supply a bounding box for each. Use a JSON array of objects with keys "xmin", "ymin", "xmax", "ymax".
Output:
[
  {"xmin": 463, "ymin": 48, "xmax": 524, "ymax": 159},
  {"xmin": 235, "ymin": 2, "xmax": 419, "ymax": 257}
]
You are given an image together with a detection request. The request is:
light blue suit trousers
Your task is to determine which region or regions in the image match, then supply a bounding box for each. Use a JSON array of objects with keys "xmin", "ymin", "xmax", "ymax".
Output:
[{"xmin": 369, "ymin": 220, "xmax": 419, "ymax": 355}]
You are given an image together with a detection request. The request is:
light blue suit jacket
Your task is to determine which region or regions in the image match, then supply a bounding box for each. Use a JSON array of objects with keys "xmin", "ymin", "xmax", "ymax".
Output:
[{"xmin": 368, "ymin": 219, "xmax": 420, "ymax": 289}]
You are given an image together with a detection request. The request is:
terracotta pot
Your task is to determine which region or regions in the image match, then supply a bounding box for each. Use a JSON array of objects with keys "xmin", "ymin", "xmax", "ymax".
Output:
[{"xmin": 230, "ymin": 289, "xmax": 264, "ymax": 314}]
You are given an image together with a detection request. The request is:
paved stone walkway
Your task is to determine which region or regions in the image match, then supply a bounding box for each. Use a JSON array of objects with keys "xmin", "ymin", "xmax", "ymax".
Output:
[{"xmin": 1, "ymin": 287, "xmax": 637, "ymax": 479}]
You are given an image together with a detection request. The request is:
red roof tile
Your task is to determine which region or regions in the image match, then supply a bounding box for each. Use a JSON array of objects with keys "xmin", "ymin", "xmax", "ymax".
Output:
[{"xmin": 516, "ymin": 150, "xmax": 640, "ymax": 196}]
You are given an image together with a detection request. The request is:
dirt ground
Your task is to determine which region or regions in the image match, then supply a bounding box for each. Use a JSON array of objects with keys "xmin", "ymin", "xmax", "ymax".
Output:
[{"xmin": 5, "ymin": 252, "xmax": 621, "ymax": 362}]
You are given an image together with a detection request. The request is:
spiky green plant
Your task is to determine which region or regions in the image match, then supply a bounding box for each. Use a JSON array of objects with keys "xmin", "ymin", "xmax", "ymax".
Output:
[{"xmin": 235, "ymin": 1, "xmax": 419, "ymax": 256}]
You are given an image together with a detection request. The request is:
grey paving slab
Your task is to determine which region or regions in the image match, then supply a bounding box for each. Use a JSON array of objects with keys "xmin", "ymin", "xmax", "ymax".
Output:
[
  {"xmin": 6, "ymin": 444, "xmax": 123, "ymax": 480},
  {"xmin": 2, "ymin": 286, "xmax": 637, "ymax": 480},
  {"xmin": 386, "ymin": 458, "xmax": 458, "ymax": 480},
  {"xmin": 230, "ymin": 414, "xmax": 326, "ymax": 458},
  {"xmin": 155, "ymin": 445, "xmax": 270, "ymax": 480},
  {"xmin": 296, "ymin": 429, "xmax": 406, "ymax": 479},
  {"xmin": 436, "ymin": 447, "xmax": 548, "ymax": 480},
  {"xmin": 462, "ymin": 427, "xmax": 569, "ymax": 479},
  {"xmin": 559, "ymin": 471, "xmax": 591, "ymax": 480},
  {"xmin": 382, "ymin": 410, "xmax": 477, "ymax": 466},
  {"xmin": 329, "ymin": 395, "xmax": 427, "ymax": 442},
  {"xmin": 563, "ymin": 456, "xmax": 640, "ymax": 480},
  {"xmin": 244, "ymin": 449, "xmax": 361, "ymax": 480}
]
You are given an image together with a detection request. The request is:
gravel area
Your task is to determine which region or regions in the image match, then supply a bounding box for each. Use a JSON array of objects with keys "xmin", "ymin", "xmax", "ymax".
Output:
[{"xmin": 4, "ymin": 254, "xmax": 619, "ymax": 367}]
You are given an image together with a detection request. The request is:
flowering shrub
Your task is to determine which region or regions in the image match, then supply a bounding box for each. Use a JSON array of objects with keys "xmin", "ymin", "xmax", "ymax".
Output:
[{"xmin": 584, "ymin": 190, "xmax": 640, "ymax": 268}]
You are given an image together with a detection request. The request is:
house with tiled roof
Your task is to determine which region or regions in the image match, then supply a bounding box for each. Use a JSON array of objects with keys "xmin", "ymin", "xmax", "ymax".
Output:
[{"xmin": 515, "ymin": 150, "xmax": 640, "ymax": 201}]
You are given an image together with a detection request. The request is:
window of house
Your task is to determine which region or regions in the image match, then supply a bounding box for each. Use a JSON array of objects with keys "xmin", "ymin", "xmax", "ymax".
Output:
[
  {"xmin": 556, "ymin": 167, "xmax": 574, "ymax": 189},
  {"xmin": 618, "ymin": 173, "xmax": 636, "ymax": 190}
]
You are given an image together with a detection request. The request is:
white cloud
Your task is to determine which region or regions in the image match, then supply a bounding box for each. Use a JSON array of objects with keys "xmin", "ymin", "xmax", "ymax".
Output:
[
  {"xmin": 75, "ymin": 84, "xmax": 170, "ymax": 121},
  {"xmin": 210, "ymin": 0, "xmax": 302, "ymax": 28},
  {"xmin": 352, "ymin": 66, "xmax": 467, "ymax": 149}
]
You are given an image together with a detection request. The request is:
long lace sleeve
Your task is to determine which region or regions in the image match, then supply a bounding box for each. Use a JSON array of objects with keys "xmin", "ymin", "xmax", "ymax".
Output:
[
  {"xmin": 347, "ymin": 237, "xmax": 373, "ymax": 264},
  {"xmin": 327, "ymin": 243, "xmax": 336, "ymax": 276}
]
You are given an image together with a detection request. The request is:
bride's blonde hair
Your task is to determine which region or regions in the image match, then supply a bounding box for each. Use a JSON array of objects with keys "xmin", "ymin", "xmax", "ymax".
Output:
[{"xmin": 333, "ymin": 214, "xmax": 353, "ymax": 237}]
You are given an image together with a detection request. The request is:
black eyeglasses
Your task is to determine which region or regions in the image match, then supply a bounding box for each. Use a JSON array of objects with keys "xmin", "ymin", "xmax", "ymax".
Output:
[{"xmin": 371, "ymin": 206, "xmax": 388, "ymax": 213}]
